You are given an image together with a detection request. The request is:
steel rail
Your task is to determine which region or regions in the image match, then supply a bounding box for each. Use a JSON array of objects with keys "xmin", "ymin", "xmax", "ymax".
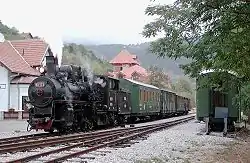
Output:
[{"xmin": 7, "ymin": 116, "xmax": 194, "ymax": 163}]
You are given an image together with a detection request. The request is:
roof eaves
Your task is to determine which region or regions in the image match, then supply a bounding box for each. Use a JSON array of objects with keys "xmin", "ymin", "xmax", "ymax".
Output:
[{"xmin": 0, "ymin": 61, "xmax": 11, "ymax": 72}]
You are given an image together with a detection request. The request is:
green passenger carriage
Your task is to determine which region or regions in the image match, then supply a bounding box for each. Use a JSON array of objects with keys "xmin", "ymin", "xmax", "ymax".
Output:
[
  {"xmin": 119, "ymin": 78, "xmax": 161, "ymax": 122},
  {"xmin": 196, "ymin": 70, "xmax": 241, "ymax": 133},
  {"xmin": 175, "ymin": 94, "xmax": 189, "ymax": 115},
  {"xmin": 160, "ymin": 89, "xmax": 176, "ymax": 117}
]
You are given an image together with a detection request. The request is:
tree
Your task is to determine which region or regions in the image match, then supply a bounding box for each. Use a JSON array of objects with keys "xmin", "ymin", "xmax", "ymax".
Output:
[
  {"xmin": 142, "ymin": 0, "xmax": 250, "ymax": 113},
  {"xmin": 142, "ymin": 0, "xmax": 250, "ymax": 81},
  {"xmin": 174, "ymin": 78, "xmax": 192, "ymax": 94},
  {"xmin": 234, "ymin": 82, "xmax": 250, "ymax": 124},
  {"xmin": 146, "ymin": 65, "xmax": 172, "ymax": 89},
  {"xmin": 0, "ymin": 20, "xmax": 23, "ymax": 40},
  {"xmin": 173, "ymin": 77, "xmax": 196, "ymax": 107}
]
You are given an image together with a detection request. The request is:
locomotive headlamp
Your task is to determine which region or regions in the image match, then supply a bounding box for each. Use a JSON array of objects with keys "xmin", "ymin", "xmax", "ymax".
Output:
[{"xmin": 39, "ymin": 67, "xmax": 45, "ymax": 73}]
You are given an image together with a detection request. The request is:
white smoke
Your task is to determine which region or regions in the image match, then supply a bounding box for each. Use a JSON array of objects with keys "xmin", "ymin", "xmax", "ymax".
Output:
[
  {"xmin": 94, "ymin": 77, "xmax": 107, "ymax": 88},
  {"xmin": 43, "ymin": 32, "xmax": 63, "ymax": 67},
  {"xmin": 80, "ymin": 57, "xmax": 94, "ymax": 85}
]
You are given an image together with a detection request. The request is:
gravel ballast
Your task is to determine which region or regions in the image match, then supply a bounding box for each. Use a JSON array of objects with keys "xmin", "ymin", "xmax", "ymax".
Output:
[{"xmin": 80, "ymin": 120, "xmax": 235, "ymax": 163}]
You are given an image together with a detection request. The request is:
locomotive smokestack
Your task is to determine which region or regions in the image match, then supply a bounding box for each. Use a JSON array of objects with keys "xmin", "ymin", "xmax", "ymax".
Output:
[{"xmin": 45, "ymin": 55, "xmax": 56, "ymax": 76}]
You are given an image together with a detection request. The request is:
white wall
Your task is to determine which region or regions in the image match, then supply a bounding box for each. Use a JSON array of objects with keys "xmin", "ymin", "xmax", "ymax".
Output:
[
  {"xmin": 10, "ymin": 84, "xmax": 29, "ymax": 111},
  {"xmin": 0, "ymin": 66, "xmax": 9, "ymax": 111}
]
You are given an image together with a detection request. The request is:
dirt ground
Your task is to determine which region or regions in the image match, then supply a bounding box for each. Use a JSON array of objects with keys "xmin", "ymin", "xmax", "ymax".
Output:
[{"xmin": 204, "ymin": 128, "xmax": 250, "ymax": 163}]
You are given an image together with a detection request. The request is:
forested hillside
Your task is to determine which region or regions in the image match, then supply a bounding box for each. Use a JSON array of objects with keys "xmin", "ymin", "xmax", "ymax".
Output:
[
  {"xmin": 85, "ymin": 43, "xmax": 192, "ymax": 80},
  {"xmin": 0, "ymin": 21, "xmax": 23, "ymax": 40},
  {"xmin": 62, "ymin": 43, "xmax": 112, "ymax": 74}
]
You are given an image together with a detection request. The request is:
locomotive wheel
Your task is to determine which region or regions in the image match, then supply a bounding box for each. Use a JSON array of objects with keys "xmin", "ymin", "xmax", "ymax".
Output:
[
  {"xmin": 109, "ymin": 113, "xmax": 118, "ymax": 127},
  {"xmin": 113, "ymin": 119, "xmax": 118, "ymax": 127},
  {"xmin": 80, "ymin": 118, "xmax": 94, "ymax": 132},
  {"xmin": 87, "ymin": 121, "xmax": 94, "ymax": 130}
]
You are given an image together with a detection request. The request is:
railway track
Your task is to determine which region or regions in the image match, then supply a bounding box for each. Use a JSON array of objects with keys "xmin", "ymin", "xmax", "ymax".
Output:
[
  {"xmin": 0, "ymin": 115, "xmax": 195, "ymax": 163},
  {"xmin": 0, "ymin": 132, "xmax": 56, "ymax": 146}
]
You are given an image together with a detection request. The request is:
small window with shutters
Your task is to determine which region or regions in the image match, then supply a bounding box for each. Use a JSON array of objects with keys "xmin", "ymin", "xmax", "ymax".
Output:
[{"xmin": 144, "ymin": 90, "xmax": 146, "ymax": 101}]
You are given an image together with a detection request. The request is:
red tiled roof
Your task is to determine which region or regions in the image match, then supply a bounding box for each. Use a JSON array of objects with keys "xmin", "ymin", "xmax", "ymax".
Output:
[
  {"xmin": 11, "ymin": 39, "xmax": 49, "ymax": 66},
  {"xmin": 122, "ymin": 65, "xmax": 148, "ymax": 78},
  {"xmin": 0, "ymin": 41, "xmax": 40, "ymax": 76},
  {"xmin": 11, "ymin": 76, "xmax": 37, "ymax": 84},
  {"xmin": 110, "ymin": 49, "xmax": 140, "ymax": 65}
]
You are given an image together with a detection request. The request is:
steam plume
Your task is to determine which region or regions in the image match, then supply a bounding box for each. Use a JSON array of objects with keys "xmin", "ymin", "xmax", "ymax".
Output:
[{"xmin": 42, "ymin": 33, "xmax": 63, "ymax": 67}]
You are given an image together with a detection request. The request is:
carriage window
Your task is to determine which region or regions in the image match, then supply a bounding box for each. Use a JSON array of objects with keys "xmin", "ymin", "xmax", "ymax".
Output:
[{"xmin": 212, "ymin": 89, "xmax": 227, "ymax": 107}]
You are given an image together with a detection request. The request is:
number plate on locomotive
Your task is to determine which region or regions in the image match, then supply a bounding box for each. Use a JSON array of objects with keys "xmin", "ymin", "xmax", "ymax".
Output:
[{"xmin": 35, "ymin": 82, "xmax": 45, "ymax": 87}]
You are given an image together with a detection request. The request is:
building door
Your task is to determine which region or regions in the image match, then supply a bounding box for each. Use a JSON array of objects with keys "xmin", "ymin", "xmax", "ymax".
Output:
[{"xmin": 22, "ymin": 96, "xmax": 29, "ymax": 111}]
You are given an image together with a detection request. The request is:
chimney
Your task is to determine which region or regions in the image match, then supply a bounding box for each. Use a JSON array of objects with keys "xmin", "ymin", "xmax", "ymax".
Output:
[{"xmin": 45, "ymin": 56, "xmax": 56, "ymax": 76}]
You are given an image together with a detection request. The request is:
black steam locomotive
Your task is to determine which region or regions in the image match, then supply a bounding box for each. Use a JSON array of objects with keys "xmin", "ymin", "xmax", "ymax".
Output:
[{"xmin": 27, "ymin": 55, "xmax": 130, "ymax": 133}]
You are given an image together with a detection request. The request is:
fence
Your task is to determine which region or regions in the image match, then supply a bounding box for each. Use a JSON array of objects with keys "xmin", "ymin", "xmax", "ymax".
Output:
[{"xmin": 0, "ymin": 109, "xmax": 29, "ymax": 120}]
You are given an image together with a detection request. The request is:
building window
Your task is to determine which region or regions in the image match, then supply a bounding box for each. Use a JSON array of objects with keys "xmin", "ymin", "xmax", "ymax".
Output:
[{"xmin": 120, "ymin": 67, "xmax": 123, "ymax": 71}]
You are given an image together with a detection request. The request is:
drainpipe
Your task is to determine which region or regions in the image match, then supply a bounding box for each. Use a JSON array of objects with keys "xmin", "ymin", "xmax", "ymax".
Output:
[
  {"xmin": 17, "ymin": 80, "xmax": 22, "ymax": 120},
  {"xmin": 17, "ymin": 81, "xmax": 20, "ymax": 111},
  {"xmin": 8, "ymin": 72, "xmax": 10, "ymax": 110}
]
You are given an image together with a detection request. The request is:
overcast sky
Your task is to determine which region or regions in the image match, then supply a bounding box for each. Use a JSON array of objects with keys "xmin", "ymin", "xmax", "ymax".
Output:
[{"xmin": 0, "ymin": 0, "xmax": 175, "ymax": 64}]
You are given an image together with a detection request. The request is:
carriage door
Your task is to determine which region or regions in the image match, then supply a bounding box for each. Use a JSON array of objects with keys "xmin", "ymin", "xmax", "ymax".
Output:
[
  {"xmin": 117, "ymin": 91, "xmax": 131, "ymax": 114},
  {"xmin": 211, "ymin": 88, "xmax": 228, "ymax": 118}
]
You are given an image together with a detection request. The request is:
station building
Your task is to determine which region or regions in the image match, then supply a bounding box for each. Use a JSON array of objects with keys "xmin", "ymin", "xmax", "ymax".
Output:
[
  {"xmin": 0, "ymin": 33, "xmax": 53, "ymax": 119},
  {"xmin": 108, "ymin": 49, "xmax": 148, "ymax": 82}
]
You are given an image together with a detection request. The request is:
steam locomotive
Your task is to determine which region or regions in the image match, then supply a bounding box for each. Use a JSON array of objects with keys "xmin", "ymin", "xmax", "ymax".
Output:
[
  {"xmin": 27, "ymin": 55, "xmax": 191, "ymax": 133},
  {"xmin": 27, "ymin": 55, "xmax": 130, "ymax": 133}
]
